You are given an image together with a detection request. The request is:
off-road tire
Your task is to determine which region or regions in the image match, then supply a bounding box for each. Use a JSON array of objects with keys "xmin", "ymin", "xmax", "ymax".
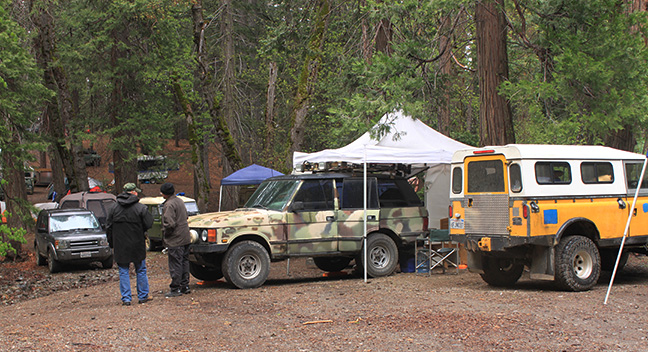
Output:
[
  {"xmin": 357, "ymin": 233, "xmax": 399, "ymax": 277},
  {"xmin": 34, "ymin": 242, "xmax": 47, "ymax": 266},
  {"xmin": 145, "ymin": 236, "xmax": 160, "ymax": 252},
  {"xmin": 555, "ymin": 235, "xmax": 601, "ymax": 291},
  {"xmin": 222, "ymin": 241, "xmax": 270, "ymax": 289},
  {"xmin": 190, "ymin": 262, "xmax": 224, "ymax": 281},
  {"xmin": 101, "ymin": 255, "xmax": 114, "ymax": 269},
  {"xmin": 48, "ymin": 250, "xmax": 62, "ymax": 273},
  {"xmin": 480, "ymin": 256, "xmax": 524, "ymax": 287},
  {"xmin": 313, "ymin": 256, "xmax": 352, "ymax": 272}
]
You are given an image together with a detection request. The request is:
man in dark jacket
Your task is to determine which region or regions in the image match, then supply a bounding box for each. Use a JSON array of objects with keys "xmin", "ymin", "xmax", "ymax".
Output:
[
  {"xmin": 160, "ymin": 182, "xmax": 192, "ymax": 298},
  {"xmin": 107, "ymin": 183, "xmax": 154, "ymax": 305}
]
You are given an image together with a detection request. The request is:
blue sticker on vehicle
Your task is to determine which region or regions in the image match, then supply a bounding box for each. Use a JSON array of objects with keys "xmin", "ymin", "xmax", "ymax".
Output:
[
  {"xmin": 643, "ymin": 203, "xmax": 648, "ymax": 213},
  {"xmin": 544, "ymin": 209, "xmax": 558, "ymax": 225}
]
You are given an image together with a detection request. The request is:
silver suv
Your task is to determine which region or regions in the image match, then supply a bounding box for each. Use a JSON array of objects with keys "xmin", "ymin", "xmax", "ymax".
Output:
[
  {"xmin": 188, "ymin": 173, "xmax": 428, "ymax": 288},
  {"xmin": 34, "ymin": 208, "xmax": 113, "ymax": 273}
]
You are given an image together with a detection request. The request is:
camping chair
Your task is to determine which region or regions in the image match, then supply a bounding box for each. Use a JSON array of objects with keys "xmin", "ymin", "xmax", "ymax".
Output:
[{"xmin": 415, "ymin": 229, "xmax": 458, "ymax": 275}]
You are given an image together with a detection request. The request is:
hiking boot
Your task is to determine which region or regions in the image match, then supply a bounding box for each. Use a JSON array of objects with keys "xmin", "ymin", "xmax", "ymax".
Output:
[
  {"xmin": 138, "ymin": 296, "xmax": 153, "ymax": 304},
  {"xmin": 165, "ymin": 290, "xmax": 182, "ymax": 298},
  {"xmin": 180, "ymin": 286, "xmax": 191, "ymax": 294},
  {"xmin": 122, "ymin": 301, "xmax": 131, "ymax": 306}
]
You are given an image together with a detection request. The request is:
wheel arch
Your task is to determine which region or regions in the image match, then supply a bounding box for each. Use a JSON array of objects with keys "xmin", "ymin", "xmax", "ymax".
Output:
[
  {"xmin": 372, "ymin": 228, "xmax": 402, "ymax": 248},
  {"xmin": 555, "ymin": 218, "xmax": 600, "ymax": 245},
  {"xmin": 228, "ymin": 234, "xmax": 271, "ymax": 255}
]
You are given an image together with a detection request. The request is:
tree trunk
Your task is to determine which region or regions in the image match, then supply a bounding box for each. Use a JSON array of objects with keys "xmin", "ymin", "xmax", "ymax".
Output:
[
  {"xmin": 476, "ymin": 0, "xmax": 515, "ymax": 146},
  {"xmin": 264, "ymin": 61, "xmax": 278, "ymax": 156},
  {"xmin": 30, "ymin": 0, "xmax": 89, "ymax": 197},
  {"xmin": 287, "ymin": 0, "xmax": 330, "ymax": 168}
]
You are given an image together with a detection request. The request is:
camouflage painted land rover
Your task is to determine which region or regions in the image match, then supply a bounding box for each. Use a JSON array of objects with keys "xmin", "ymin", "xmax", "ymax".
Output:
[{"xmin": 188, "ymin": 173, "xmax": 428, "ymax": 288}]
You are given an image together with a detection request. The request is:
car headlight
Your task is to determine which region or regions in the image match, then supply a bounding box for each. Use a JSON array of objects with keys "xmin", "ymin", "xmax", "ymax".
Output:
[
  {"xmin": 189, "ymin": 229, "xmax": 199, "ymax": 244},
  {"xmin": 200, "ymin": 229, "xmax": 208, "ymax": 242},
  {"xmin": 55, "ymin": 239, "xmax": 69, "ymax": 249}
]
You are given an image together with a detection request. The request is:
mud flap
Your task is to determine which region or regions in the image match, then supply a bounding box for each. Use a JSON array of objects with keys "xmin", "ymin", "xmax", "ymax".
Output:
[
  {"xmin": 529, "ymin": 245, "xmax": 555, "ymax": 281},
  {"xmin": 466, "ymin": 251, "xmax": 485, "ymax": 274}
]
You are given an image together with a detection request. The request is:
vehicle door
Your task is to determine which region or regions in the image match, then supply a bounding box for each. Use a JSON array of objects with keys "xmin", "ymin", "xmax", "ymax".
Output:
[
  {"xmin": 146, "ymin": 204, "xmax": 163, "ymax": 241},
  {"xmin": 285, "ymin": 179, "xmax": 337, "ymax": 254},
  {"xmin": 336, "ymin": 177, "xmax": 379, "ymax": 252},
  {"xmin": 35, "ymin": 213, "xmax": 50, "ymax": 254},
  {"xmin": 625, "ymin": 161, "xmax": 648, "ymax": 238}
]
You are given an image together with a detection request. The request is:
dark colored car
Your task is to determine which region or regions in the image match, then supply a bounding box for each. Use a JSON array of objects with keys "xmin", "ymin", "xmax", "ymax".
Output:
[
  {"xmin": 34, "ymin": 208, "xmax": 113, "ymax": 273},
  {"xmin": 83, "ymin": 149, "xmax": 101, "ymax": 167},
  {"xmin": 59, "ymin": 191, "xmax": 116, "ymax": 228}
]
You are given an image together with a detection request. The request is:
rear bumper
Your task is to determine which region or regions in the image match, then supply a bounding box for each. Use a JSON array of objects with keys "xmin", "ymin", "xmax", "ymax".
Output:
[{"xmin": 450, "ymin": 234, "xmax": 555, "ymax": 251}]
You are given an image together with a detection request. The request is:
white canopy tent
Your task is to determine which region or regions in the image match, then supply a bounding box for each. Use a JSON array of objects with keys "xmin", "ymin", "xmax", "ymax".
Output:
[{"xmin": 293, "ymin": 110, "xmax": 472, "ymax": 228}]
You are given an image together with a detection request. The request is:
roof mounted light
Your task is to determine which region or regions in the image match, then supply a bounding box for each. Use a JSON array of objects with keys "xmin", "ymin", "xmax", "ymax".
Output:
[{"xmin": 473, "ymin": 149, "xmax": 495, "ymax": 154}]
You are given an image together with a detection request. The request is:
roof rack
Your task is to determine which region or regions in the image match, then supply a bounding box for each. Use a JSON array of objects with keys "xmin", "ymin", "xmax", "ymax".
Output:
[{"xmin": 296, "ymin": 161, "xmax": 411, "ymax": 177}]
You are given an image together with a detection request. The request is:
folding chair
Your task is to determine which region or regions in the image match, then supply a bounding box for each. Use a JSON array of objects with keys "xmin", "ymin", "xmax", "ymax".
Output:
[{"xmin": 415, "ymin": 229, "xmax": 459, "ymax": 275}]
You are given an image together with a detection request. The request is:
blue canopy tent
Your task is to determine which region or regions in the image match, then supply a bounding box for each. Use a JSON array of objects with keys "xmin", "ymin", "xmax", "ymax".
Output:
[{"xmin": 219, "ymin": 164, "xmax": 284, "ymax": 211}]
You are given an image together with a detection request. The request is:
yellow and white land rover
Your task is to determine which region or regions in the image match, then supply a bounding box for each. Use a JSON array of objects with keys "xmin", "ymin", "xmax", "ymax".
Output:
[{"xmin": 449, "ymin": 144, "xmax": 648, "ymax": 291}]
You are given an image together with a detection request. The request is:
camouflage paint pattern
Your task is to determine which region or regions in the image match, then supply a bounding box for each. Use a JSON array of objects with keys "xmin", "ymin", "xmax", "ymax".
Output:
[{"xmin": 189, "ymin": 205, "xmax": 428, "ymax": 260}]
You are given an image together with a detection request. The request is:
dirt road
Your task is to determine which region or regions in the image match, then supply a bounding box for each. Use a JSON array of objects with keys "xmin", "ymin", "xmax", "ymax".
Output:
[{"xmin": 2, "ymin": 250, "xmax": 648, "ymax": 351}]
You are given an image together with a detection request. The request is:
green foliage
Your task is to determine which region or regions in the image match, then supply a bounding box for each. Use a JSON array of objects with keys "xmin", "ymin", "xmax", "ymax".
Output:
[{"xmin": 503, "ymin": 0, "xmax": 648, "ymax": 147}]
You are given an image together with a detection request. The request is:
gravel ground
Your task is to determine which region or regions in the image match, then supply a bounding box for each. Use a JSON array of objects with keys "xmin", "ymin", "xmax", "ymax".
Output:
[{"xmin": 2, "ymin": 248, "xmax": 648, "ymax": 351}]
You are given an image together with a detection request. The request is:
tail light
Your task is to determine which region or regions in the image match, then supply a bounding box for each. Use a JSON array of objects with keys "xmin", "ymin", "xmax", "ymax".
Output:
[
  {"xmin": 522, "ymin": 205, "xmax": 528, "ymax": 219},
  {"xmin": 423, "ymin": 216, "xmax": 429, "ymax": 230},
  {"xmin": 448, "ymin": 205, "xmax": 453, "ymax": 218}
]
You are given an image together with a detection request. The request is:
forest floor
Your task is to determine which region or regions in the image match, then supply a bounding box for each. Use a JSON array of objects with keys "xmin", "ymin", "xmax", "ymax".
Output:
[{"xmin": 3, "ymin": 144, "xmax": 648, "ymax": 351}]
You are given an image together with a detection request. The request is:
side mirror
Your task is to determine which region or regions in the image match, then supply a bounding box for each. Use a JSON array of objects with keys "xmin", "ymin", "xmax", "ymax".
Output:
[{"xmin": 290, "ymin": 201, "xmax": 304, "ymax": 212}]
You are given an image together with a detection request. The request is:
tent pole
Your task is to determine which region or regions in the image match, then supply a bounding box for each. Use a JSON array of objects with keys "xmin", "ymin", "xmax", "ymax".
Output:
[
  {"xmin": 604, "ymin": 152, "xmax": 648, "ymax": 304},
  {"xmin": 363, "ymin": 145, "xmax": 368, "ymax": 283},
  {"xmin": 219, "ymin": 185, "xmax": 223, "ymax": 212}
]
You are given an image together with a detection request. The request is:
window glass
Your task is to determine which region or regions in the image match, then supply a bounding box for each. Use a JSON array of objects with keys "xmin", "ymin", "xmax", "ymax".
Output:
[
  {"xmin": 467, "ymin": 160, "xmax": 505, "ymax": 192},
  {"xmin": 625, "ymin": 163, "xmax": 648, "ymax": 190},
  {"xmin": 452, "ymin": 167, "xmax": 463, "ymax": 194},
  {"xmin": 292, "ymin": 180, "xmax": 334, "ymax": 210},
  {"xmin": 535, "ymin": 162, "xmax": 571, "ymax": 185},
  {"xmin": 339, "ymin": 178, "xmax": 378, "ymax": 209},
  {"xmin": 581, "ymin": 162, "xmax": 614, "ymax": 184},
  {"xmin": 509, "ymin": 164, "xmax": 522, "ymax": 193},
  {"xmin": 49, "ymin": 213, "xmax": 100, "ymax": 232},
  {"xmin": 244, "ymin": 180, "xmax": 300, "ymax": 211},
  {"xmin": 60, "ymin": 200, "xmax": 80, "ymax": 209}
]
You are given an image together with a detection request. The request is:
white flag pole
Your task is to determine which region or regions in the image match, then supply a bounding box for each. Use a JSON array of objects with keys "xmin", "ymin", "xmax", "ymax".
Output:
[
  {"xmin": 363, "ymin": 145, "xmax": 368, "ymax": 283},
  {"xmin": 604, "ymin": 152, "xmax": 648, "ymax": 304}
]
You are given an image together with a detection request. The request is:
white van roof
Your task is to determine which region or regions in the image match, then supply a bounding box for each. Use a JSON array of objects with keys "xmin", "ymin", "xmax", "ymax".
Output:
[{"xmin": 452, "ymin": 144, "xmax": 645, "ymax": 163}]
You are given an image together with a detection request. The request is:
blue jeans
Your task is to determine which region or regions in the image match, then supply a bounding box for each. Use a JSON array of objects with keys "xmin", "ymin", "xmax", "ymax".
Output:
[{"xmin": 118, "ymin": 260, "xmax": 149, "ymax": 302}]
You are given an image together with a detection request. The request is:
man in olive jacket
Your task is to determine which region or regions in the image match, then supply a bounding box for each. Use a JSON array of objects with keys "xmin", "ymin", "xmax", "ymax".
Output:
[
  {"xmin": 160, "ymin": 182, "xmax": 192, "ymax": 297},
  {"xmin": 106, "ymin": 183, "xmax": 154, "ymax": 305}
]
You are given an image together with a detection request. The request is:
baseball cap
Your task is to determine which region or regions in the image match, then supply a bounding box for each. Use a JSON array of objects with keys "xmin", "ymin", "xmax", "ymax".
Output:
[{"xmin": 123, "ymin": 183, "xmax": 142, "ymax": 193}]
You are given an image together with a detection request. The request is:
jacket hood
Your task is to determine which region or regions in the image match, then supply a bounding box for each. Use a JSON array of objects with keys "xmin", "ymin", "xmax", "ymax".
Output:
[{"xmin": 116, "ymin": 192, "xmax": 141, "ymax": 206}]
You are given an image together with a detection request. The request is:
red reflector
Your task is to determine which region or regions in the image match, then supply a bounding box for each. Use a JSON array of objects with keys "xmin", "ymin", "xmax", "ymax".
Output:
[
  {"xmin": 523, "ymin": 205, "xmax": 528, "ymax": 219},
  {"xmin": 473, "ymin": 149, "xmax": 495, "ymax": 154},
  {"xmin": 448, "ymin": 205, "xmax": 453, "ymax": 218},
  {"xmin": 207, "ymin": 229, "xmax": 217, "ymax": 242}
]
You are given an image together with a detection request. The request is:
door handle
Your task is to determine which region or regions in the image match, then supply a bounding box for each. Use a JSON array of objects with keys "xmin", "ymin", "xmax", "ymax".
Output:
[
  {"xmin": 326, "ymin": 216, "xmax": 335, "ymax": 222},
  {"xmin": 367, "ymin": 215, "xmax": 376, "ymax": 221}
]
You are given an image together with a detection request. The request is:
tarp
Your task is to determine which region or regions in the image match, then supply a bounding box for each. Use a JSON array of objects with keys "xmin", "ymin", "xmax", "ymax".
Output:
[
  {"xmin": 219, "ymin": 164, "xmax": 283, "ymax": 211},
  {"xmin": 293, "ymin": 110, "xmax": 472, "ymax": 228},
  {"xmin": 221, "ymin": 164, "xmax": 283, "ymax": 186}
]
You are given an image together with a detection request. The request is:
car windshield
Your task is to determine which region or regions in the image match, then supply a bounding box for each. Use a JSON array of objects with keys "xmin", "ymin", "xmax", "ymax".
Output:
[
  {"xmin": 245, "ymin": 180, "xmax": 300, "ymax": 211},
  {"xmin": 185, "ymin": 201, "xmax": 200, "ymax": 215},
  {"xmin": 50, "ymin": 213, "xmax": 101, "ymax": 232}
]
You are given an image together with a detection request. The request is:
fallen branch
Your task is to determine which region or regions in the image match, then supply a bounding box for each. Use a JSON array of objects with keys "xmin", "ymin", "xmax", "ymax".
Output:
[{"xmin": 302, "ymin": 320, "xmax": 333, "ymax": 325}]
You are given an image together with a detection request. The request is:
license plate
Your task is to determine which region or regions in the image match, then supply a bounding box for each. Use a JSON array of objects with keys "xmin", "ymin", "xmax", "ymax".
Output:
[
  {"xmin": 450, "ymin": 219, "xmax": 464, "ymax": 230},
  {"xmin": 80, "ymin": 252, "xmax": 92, "ymax": 258}
]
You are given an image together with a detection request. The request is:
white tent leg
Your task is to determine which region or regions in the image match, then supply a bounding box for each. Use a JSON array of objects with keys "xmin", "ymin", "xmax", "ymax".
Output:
[{"xmin": 219, "ymin": 185, "xmax": 223, "ymax": 212}]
